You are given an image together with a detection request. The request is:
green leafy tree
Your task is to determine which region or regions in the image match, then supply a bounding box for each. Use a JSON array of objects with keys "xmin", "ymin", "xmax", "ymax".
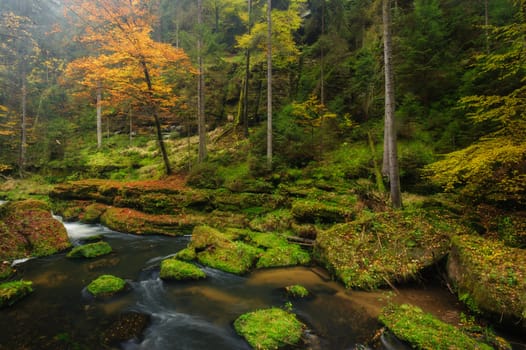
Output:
[{"xmin": 426, "ymin": 0, "xmax": 526, "ymax": 205}]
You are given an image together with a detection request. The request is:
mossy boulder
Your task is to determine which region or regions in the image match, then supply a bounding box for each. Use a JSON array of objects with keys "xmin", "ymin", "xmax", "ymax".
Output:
[
  {"xmin": 379, "ymin": 304, "xmax": 493, "ymax": 350},
  {"xmin": 291, "ymin": 199, "xmax": 354, "ymax": 224},
  {"xmin": 234, "ymin": 308, "xmax": 305, "ymax": 350},
  {"xmin": 197, "ymin": 241, "xmax": 262, "ymax": 275},
  {"xmin": 160, "ymin": 258, "xmax": 206, "ymax": 280},
  {"xmin": 67, "ymin": 241, "xmax": 112, "ymax": 258},
  {"xmin": 448, "ymin": 235, "xmax": 526, "ymax": 331},
  {"xmin": 256, "ymin": 245, "xmax": 311, "ymax": 268},
  {"xmin": 285, "ymin": 284, "xmax": 309, "ymax": 298},
  {"xmin": 315, "ymin": 209, "xmax": 453, "ymax": 289},
  {"xmin": 87, "ymin": 274, "xmax": 127, "ymax": 298},
  {"xmin": 174, "ymin": 247, "xmax": 197, "ymax": 261},
  {"xmin": 0, "ymin": 199, "xmax": 71, "ymax": 260},
  {"xmin": 100, "ymin": 207, "xmax": 188, "ymax": 236},
  {"xmin": 80, "ymin": 203, "xmax": 108, "ymax": 223},
  {"xmin": 0, "ymin": 280, "xmax": 33, "ymax": 308}
]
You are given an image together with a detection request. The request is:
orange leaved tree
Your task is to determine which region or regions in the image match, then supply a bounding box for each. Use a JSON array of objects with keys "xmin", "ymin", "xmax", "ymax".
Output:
[{"xmin": 63, "ymin": 0, "xmax": 193, "ymax": 175}]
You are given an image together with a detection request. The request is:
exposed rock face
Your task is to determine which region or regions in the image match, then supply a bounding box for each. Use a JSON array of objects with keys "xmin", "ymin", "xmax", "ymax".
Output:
[
  {"xmin": 448, "ymin": 235, "xmax": 526, "ymax": 332},
  {"xmin": 0, "ymin": 200, "xmax": 70, "ymax": 260}
]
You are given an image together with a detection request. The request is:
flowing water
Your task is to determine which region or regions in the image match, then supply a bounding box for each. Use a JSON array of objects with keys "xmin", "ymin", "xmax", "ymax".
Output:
[{"xmin": 0, "ymin": 221, "xmax": 519, "ymax": 349}]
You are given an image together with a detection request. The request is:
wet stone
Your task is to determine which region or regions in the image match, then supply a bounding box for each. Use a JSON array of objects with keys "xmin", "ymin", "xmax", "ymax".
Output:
[{"xmin": 101, "ymin": 312, "xmax": 151, "ymax": 346}]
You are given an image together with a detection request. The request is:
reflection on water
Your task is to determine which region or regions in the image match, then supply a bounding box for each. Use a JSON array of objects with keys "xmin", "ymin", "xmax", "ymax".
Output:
[{"xmin": 0, "ymin": 222, "xmax": 479, "ymax": 350}]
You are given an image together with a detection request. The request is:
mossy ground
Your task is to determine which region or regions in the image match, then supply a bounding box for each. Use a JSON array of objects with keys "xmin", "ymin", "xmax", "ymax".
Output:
[
  {"xmin": 87, "ymin": 274, "xmax": 126, "ymax": 297},
  {"xmin": 159, "ymin": 258, "xmax": 206, "ymax": 280},
  {"xmin": 379, "ymin": 304, "xmax": 494, "ymax": 350},
  {"xmin": 0, "ymin": 280, "xmax": 33, "ymax": 308},
  {"xmin": 67, "ymin": 241, "xmax": 112, "ymax": 258},
  {"xmin": 0, "ymin": 263, "xmax": 13, "ymax": 280},
  {"xmin": 234, "ymin": 307, "xmax": 305, "ymax": 350}
]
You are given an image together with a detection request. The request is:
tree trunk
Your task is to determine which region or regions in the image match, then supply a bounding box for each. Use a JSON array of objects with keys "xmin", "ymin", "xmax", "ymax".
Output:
[
  {"xmin": 96, "ymin": 81, "xmax": 102, "ymax": 149},
  {"xmin": 382, "ymin": 0, "xmax": 402, "ymax": 208},
  {"xmin": 141, "ymin": 60, "xmax": 172, "ymax": 175},
  {"xmin": 320, "ymin": 0, "xmax": 325, "ymax": 105},
  {"xmin": 242, "ymin": 0, "xmax": 252, "ymax": 138},
  {"xmin": 266, "ymin": 0, "xmax": 273, "ymax": 168},
  {"xmin": 197, "ymin": 0, "xmax": 207, "ymax": 162},
  {"xmin": 19, "ymin": 66, "xmax": 27, "ymax": 177}
]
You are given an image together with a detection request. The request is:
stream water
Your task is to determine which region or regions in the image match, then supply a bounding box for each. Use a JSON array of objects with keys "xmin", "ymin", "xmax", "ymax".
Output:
[{"xmin": 0, "ymin": 221, "xmax": 520, "ymax": 349}]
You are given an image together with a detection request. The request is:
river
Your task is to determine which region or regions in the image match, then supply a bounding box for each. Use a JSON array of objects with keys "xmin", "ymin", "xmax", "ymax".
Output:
[{"xmin": 0, "ymin": 220, "xmax": 517, "ymax": 349}]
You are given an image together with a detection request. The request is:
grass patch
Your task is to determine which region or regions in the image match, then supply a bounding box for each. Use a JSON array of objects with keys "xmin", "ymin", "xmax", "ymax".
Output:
[
  {"xmin": 87, "ymin": 274, "xmax": 126, "ymax": 297},
  {"xmin": 0, "ymin": 280, "xmax": 33, "ymax": 308},
  {"xmin": 379, "ymin": 304, "xmax": 493, "ymax": 350},
  {"xmin": 234, "ymin": 307, "xmax": 305, "ymax": 350},
  {"xmin": 67, "ymin": 241, "xmax": 112, "ymax": 258},
  {"xmin": 159, "ymin": 258, "xmax": 206, "ymax": 280}
]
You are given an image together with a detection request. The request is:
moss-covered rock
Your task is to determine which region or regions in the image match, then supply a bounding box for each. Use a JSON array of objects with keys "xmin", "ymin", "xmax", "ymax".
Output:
[
  {"xmin": 291, "ymin": 199, "xmax": 354, "ymax": 224},
  {"xmin": 67, "ymin": 241, "xmax": 112, "ymax": 258},
  {"xmin": 0, "ymin": 280, "xmax": 33, "ymax": 308},
  {"xmin": 315, "ymin": 208, "xmax": 454, "ymax": 289},
  {"xmin": 197, "ymin": 241, "xmax": 262, "ymax": 275},
  {"xmin": 87, "ymin": 274, "xmax": 127, "ymax": 297},
  {"xmin": 448, "ymin": 235, "xmax": 526, "ymax": 331},
  {"xmin": 100, "ymin": 207, "xmax": 188, "ymax": 236},
  {"xmin": 80, "ymin": 203, "xmax": 108, "ymax": 223},
  {"xmin": 159, "ymin": 258, "xmax": 206, "ymax": 280},
  {"xmin": 256, "ymin": 245, "xmax": 311, "ymax": 268},
  {"xmin": 174, "ymin": 247, "xmax": 197, "ymax": 261},
  {"xmin": 379, "ymin": 304, "xmax": 493, "ymax": 350},
  {"xmin": 0, "ymin": 199, "xmax": 71, "ymax": 260},
  {"xmin": 234, "ymin": 308, "xmax": 305, "ymax": 350},
  {"xmin": 285, "ymin": 284, "xmax": 309, "ymax": 298}
]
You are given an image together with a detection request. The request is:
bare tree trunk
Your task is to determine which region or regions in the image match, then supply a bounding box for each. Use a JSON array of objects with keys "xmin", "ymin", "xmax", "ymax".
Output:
[
  {"xmin": 97, "ymin": 81, "xmax": 102, "ymax": 149},
  {"xmin": 141, "ymin": 60, "xmax": 172, "ymax": 175},
  {"xmin": 382, "ymin": 0, "xmax": 402, "ymax": 208},
  {"xmin": 242, "ymin": 0, "xmax": 252, "ymax": 138},
  {"xmin": 197, "ymin": 0, "xmax": 207, "ymax": 162},
  {"xmin": 320, "ymin": 0, "xmax": 325, "ymax": 105},
  {"xmin": 19, "ymin": 66, "xmax": 27, "ymax": 177},
  {"xmin": 266, "ymin": 0, "xmax": 273, "ymax": 168}
]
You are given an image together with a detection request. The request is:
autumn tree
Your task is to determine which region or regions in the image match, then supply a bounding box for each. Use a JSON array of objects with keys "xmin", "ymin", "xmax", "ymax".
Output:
[{"xmin": 63, "ymin": 0, "xmax": 193, "ymax": 175}]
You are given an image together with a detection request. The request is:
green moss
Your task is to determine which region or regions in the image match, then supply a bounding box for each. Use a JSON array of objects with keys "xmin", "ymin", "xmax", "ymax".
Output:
[
  {"xmin": 80, "ymin": 203, "xmax": 107, "ymax": 223},
  {"xmin": 190, "ymin": 225, "xmax": 230, "ymax": 249},
  {"xmin": 197, "ymin": 241, "xmax": 262, "ymax": 275},
  {"xmin": 285, "ymin": 285, "xmax": 309, "ymax": 298},
  {"xmin": 256, "ymin": 245, "xmax": 311, "ymax": 268},
  {"xmin": 67, "ymin": 241, "xmax": 112, "ymax": 258},
  {"xmin": 379, "ymin": 304, "xmax": 493, "ymax": 350},
  {"xmin": 0, "ymin": 280, "xmax": 33, "ymax": 308},
  {"xmin": 291, "ymin": 199, "xmax": 354, "ymax": 224},
  {"xmin": 159, "ymin": 258, "xmax": 206, "ymax": 280},
  {"xmin": 248, "ymin": 209, "xmax": 294, "ymax": 232},
  {"xmin": 234, "ymin": 307, "xmax": 305, "ymax": 350},
  {"xmin": 174, "ymin": 247, "xmax": 197, "ymax": 261},
  {"xmin": 247, "ymin": 232, "xmax": 289, "ymax": 248},
  {"xmin": 100, "ymin": 207, "xmax": 187, "ymax": 236},
  {"xmin": 448, "ymin": 235, "xmax": 526, "ymax": 328},
  {"xmin": 87, "ymin": 274, "xmax": 126, "ymax": 297},
  {"xmin": 315, "ymin": 208, "xmax": 454, "ymax": 289}
]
